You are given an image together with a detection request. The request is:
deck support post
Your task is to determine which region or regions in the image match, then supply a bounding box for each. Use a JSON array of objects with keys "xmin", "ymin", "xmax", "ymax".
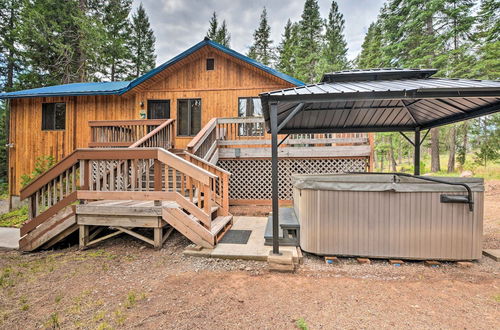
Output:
[
  {"xmin": 414, "ymin": 127, "xmax": 421, "ymax": 175},
  {"xmin": 270, "ymin": 102, "xmax": 280, "ymax": 255},
  {"xmin": 79, "ymin": 224, "xmax": 89, "ymax": 249},
  {"xmin": 154, "ymin": 226, "xmax": 163, "ymax": 249}
]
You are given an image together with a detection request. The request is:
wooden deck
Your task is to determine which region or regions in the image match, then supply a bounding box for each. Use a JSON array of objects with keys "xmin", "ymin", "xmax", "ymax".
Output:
[{"xmin": 16, "ymin": 117, "xmax": 372, "ymax": 251}]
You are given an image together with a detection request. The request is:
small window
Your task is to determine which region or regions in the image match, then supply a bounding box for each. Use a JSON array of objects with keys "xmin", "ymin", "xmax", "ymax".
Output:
[
  {"xmin": 177, "ymin": 99, "xmax": 202, "ymax": 136},
  {"xmin": 42, "ymin": 103, "xmax": 66, "ymax": 130},
  {"xmin": 206, "ymin": 58, "xmax": 214, "ymax": 71},
  {"xmin": 238, "ymin": 97, "xmax": 263, "ymax": 136},
  {"xmin": 147, "ymin": 100, "xmax": 170, "ymax": 119}
]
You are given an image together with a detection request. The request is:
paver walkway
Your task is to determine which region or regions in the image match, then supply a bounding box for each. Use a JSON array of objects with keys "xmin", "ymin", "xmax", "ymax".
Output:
[{"xmin": 0, "ymin": 227, "xmax": 19, "ymax": 249}]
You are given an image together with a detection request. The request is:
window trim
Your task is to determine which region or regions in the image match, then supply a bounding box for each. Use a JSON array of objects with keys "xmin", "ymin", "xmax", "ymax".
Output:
[
  {"xmin": 41, "ymin": 102, "xmax": 66, "ymax": 131},
  {"xmin": 177, "ymin": 98, "xmax": 202, "ymax": 137}
]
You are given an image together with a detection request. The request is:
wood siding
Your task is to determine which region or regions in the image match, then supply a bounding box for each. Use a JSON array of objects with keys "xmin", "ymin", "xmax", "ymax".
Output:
[{"xmin": 8, "ymin": 45, "xmax": 294, "ymax": 195}]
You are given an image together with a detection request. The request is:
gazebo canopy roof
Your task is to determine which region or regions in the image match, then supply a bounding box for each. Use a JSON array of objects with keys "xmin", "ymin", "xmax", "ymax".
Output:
[{"xmin": 261, "ymin": 69, "xmax": 500, "ymax": 133}]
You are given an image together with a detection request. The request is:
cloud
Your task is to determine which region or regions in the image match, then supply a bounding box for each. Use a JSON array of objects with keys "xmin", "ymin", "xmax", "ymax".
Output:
[{"xmin": 133, "ymin": 0, "xmax": 385, "ymax": 65}]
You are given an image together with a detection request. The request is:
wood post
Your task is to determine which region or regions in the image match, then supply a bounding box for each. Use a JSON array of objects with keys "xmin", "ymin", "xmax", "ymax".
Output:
[
  {"xmin": 154, "ymin": 159, "xmax": 162, "ymax": 206},
  {"xmin": 79, "ymin": 224, "xmax": 89, "ymax": 249},
  {"xmin": 154, "ymin": 226, "xmax": 163, "ymax": 249}
]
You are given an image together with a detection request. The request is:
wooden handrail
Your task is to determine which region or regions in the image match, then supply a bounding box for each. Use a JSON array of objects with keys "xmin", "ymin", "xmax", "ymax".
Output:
[
  {"xmin": 130, "ymin": 119, "xmax": 175, "ymax": 148},
  {"xmin": 20, "ymin": 148, "xmax": 212, "ymax": 200},
  {"xmin": 181, "ymin": 151, "xmax": 230, "ymax": 176},
  {"xmin": 20, "ymin": 150, "xmax": 80, "ymax": 199},
  {"xmin": 88, "ymin": 119, "xmax": 167, "ymax": 126},
  {"xmin": 187, "ymin": 118, "xmax": 217, "ymax": 153}
]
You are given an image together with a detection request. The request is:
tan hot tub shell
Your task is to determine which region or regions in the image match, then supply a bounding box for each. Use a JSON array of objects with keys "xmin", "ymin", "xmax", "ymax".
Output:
[{"xmin": 292, "ymin": 174, "xmax": 484, "ymax": 260}]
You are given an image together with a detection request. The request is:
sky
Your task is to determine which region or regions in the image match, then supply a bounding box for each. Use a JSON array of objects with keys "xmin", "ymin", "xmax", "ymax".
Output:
[{"xmin": 132, "ymin": 0, "xmax": 386, "ymax": 65}]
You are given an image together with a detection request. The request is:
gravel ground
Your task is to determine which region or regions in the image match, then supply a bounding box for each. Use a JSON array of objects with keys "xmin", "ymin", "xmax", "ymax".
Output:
[{"xmin": 0, "ymin": 181, "xmax": 498, "ymax": 329}]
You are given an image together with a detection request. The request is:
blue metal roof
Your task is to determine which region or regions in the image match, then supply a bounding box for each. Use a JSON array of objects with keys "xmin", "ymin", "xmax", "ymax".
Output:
[
  {"xmin": 0, "ymin": 39, "xmax": 303, "ymax": 99},
  {"xmin": 0, "ymin": 81, "xmax": 131, "ymax": 99}
]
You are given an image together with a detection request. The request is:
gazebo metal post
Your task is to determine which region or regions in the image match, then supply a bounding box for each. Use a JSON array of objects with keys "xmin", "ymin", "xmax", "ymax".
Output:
[
  {"xmin": 270, "ymin": 102, "xmax": 280, "ymax": 255},
  {"xmin": 414, "ymin": 127, "xmax": 421, "ymax": 175}
]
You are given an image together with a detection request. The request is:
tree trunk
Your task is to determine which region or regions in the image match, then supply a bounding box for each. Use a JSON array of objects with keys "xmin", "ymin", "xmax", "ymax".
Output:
[
  {"xmin": 380, "ymin": 152, "xmax": 384, "ymax": 171},
  {"xmin": 389, "ymin": 135, "xmax": 397, "ymax": 171},
  {"xmin": 458, "ymin": 121, "xmax": 468, "ymax": 168},
  {"xmin": 6, "ymin": 4, "xmax": 15, "ymax": 90},
  {"xmin": 431, "ymin": 128, "xmax": 440, "ymax": 172},
  {"xmin": 76, "ymin": 0, "xmax": 88, "ymax": 82},
  {"xmin": 447, "ymin": 126, "xmax": 456, "ymax": 173}
]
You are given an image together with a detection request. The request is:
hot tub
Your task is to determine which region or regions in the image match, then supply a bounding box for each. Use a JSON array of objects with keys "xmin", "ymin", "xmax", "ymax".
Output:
[{"xmin": 292, "ymin": 174, "xmax": 484, "ymax": 260}]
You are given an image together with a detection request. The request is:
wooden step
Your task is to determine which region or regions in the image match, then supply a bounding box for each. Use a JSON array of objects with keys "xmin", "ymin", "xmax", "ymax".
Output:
[
  {"xmin": 162, "ymin": 207, "xmax": 214, "ymax": 248},
  {"xmin": 211, "ymin": 215, "xmax": 233, "ymax": 242}
]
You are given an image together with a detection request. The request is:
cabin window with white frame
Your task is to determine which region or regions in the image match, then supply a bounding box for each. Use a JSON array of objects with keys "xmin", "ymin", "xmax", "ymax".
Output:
[
  {"xmin": 41, "ymin": 102, "xmax": 66, "ymax": 130},
  {"xmin": 238, "ymin": 97, "xmax": 263, "ymax": 136},
  {"xmin": 177, "ymin": 99, "xmax": 202, "ymax": 136}
]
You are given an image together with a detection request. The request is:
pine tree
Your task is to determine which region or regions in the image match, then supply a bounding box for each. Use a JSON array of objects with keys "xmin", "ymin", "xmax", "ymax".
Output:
[
  {"xmin": 205, "ymin": 11, "xmax": 231, "ymax": 47},
  {"xmin": 276, "ymin": 19, "xmax": 299, "ymax": 77},
  {"xmin": 216, "ymin": 20, "xmax": 231, "ymax": 47},
  {"xmin": 102, "ymin": 0, "xmax": 133, "ymax": 81},
  {"xmin": 247, "ymin": 8, "xmax": 273, "ymax": 66},
  {"xmin": 319, "ymin": 1, "xmax": 348, "ymax": 72},
  {"xmin": 356, "ymin": 22, "xmax": 386, "ymax": 69},
  {"xmin": 129, "ymin": 3, "xmax": 156, "ymax": 78},
  {"xmin": 0, "ymin": 0, "xmax": 22, "ymax": 91},
  {"xmin": 473, "ymin": 0, "xmax": 500, "ymax": 79},
  {"xmin": 295, "ymin": 0, "xmax": 324, "ymax": 83},
  {"xmin": 17, "ymin": 0, "xmax": 105, "ymax": 87},
  {"xmin": 206, "ymin": 12, "xmax": 219, "ymax": 40}
]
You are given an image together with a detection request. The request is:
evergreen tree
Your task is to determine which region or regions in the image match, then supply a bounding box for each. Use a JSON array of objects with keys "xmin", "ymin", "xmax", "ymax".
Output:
[
  {"xmin": 206, "ymin": 11, "xmax": 219, "ymax": 40},
  {"xmin": 216, "ymin": 20, "xmax": 231, "ymax": 47},
  {"xmin": 205, "ymin": 11, "xmax": 231, "ymax": 47},
  {"xmin": 247, "ymin": 7, "xmax": 273, "ymax": 66},
  {"xmin": 473, "ymin": 0, "xmax": 500, "ymax": 79},
  {"xmin": 129, "ymin": 3, "xmax": 156, "ymax": 78},
  {"xmin": 276, "ymin": 19, "xmax": 299, "ymax": 77},
  {"xmin": 17, "ymin": 0, "xmax": 105, "ymax": 87},
  {"xmin": 319, "ymin": 1, "xmax": 348, "ymax": 72},
  {"xmin": 356, "ymin": 22, "xmax": 386, "ymax": 69},
  {"xmin": 102, "ymin": 0, "xmax": 133, "ymax": 81},
  {"xmin": 0, "ymin": 0, "xmax": 22, "ymax": 91},
  {"xmin": 296, "ymin": 0, "xmax": 324, "ymax": 83}
]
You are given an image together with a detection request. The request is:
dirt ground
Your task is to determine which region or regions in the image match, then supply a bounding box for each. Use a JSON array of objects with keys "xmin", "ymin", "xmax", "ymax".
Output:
[{"xmin": 0, "ymin": 181, "xmax": 498, "ymax": 329}]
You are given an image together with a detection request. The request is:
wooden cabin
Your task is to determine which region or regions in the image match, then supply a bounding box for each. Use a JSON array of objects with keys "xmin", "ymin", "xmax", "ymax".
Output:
[{"xmin": 1, "ymin": 39, "xmax": 373, "ymax": 251}]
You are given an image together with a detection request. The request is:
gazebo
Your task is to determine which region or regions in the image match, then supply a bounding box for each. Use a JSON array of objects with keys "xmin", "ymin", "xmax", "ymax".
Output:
[{"xmin": 260, "ymin": 68, "xmax": 500, "ymax": 254}]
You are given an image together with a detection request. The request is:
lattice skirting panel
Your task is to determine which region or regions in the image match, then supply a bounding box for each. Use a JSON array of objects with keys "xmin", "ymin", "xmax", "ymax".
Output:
[{"xmin": 217, "ymin": 158, "xmax": 368, "ymax": 201}]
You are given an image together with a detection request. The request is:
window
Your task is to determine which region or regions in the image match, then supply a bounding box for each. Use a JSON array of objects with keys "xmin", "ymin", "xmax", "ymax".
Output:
[
  {"xmin": 177, "ymin": 99, "xmax": 201, "ymax": 136},
  {"xmin": 42, "ymin": 103, "xmax": 66, "ymax": 130},
  {"xmin": 206, "ymin": 58, "xmax": 214, "ymax": 70},
  {"xmin": 238, "ymin": 97, "xmax": 263, "ymax": 136},
  {"xmin": 147, "ymin": 100, "xmax": 170, "ymax": 119}
]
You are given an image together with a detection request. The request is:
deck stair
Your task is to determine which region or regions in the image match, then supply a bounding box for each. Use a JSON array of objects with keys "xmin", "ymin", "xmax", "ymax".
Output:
[
  {"xmin": 17, "ymin": 119, "xmax": 232, "ymax": 251},
  {"xmin": 264, "ymin": 207, "xmax": 300, "ymax": 247}
]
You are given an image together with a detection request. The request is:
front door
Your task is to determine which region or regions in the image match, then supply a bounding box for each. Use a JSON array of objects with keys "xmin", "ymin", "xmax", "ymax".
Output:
[{"xmin": 147, "ymin": 100, "xmax": 170, "ymax": 119}]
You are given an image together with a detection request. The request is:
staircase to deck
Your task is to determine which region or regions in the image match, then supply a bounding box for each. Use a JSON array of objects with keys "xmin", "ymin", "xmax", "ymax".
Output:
[{"xmin": 18, "ymin": 119, "xmax": 232, "ymax": 251}]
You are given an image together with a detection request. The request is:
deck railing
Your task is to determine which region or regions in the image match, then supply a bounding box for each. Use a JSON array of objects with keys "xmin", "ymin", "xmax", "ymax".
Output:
[
  {"xmin": 19, "ymin": 147, "xmax": 226, "ymax": 248},
  {"xmin": 188, "ymin": 117, "xmax": 371, "ymax": 160},
  {"xmin": 89, "ymin": 119, "xmax": 175, "ymax": 148}
]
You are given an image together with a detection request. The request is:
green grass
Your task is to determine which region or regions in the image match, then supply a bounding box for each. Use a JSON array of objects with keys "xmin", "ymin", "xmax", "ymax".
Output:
[
  {"xmin": 0, "ymin": 183, "xmax": 8, "ymax": 199},
  {"xmin": 296, "ymin": 318, "xmax": 309, "ymax": 330},
  {"xmin": 375, "ymin": 153, "xmax": 500, "ymax": 180},
  {"xmin": 0, "ymin": 205, "xmax": 28, "ymax": 228}
]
